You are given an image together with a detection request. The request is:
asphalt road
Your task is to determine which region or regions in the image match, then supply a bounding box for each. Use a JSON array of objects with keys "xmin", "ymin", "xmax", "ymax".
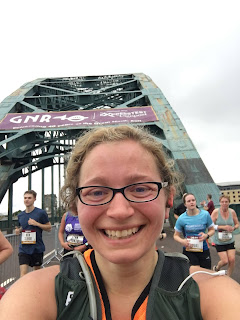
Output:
[{"xmin": 157, "ymin": 224, "xmax": 240, "ymax": 284}]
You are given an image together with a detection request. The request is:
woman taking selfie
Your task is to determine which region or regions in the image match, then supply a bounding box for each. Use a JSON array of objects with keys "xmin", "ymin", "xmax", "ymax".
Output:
[{"xmin": 0, "ymin": 126, "xmax": 240, "ymax": 319}]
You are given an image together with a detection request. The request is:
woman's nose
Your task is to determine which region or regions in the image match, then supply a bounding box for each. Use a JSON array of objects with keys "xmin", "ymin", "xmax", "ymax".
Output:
[{"xmin": 106, "ymin": 192, "xmax": 134, "ymax": 220}]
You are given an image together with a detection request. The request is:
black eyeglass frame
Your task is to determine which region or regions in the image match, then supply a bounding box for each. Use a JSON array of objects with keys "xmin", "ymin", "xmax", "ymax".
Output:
[{"xmin": 76, "ymin": 181, "xmax": 168, "ymax": 206}]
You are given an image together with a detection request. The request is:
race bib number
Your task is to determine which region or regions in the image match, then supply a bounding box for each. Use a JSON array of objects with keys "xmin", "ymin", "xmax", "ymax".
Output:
[
  {"xmin": 186, "ymin": 236, "xmax": 203, "ymax": 252},
  {"xmin": 66, "ymin": 234, "xmax": 84, "ymax": 246},
  {"xmin": 21, "ymin": 230, "xmax": 36, "ymax": 244},
  {"xmin": 218, "ymin": 231, "xmax": 233, "ymax": 242}
]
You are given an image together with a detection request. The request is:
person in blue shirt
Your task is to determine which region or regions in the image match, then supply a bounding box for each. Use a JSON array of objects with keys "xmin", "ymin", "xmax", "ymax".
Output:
[
  {"xmin": 15, "ymin": 190, "xmax": 51, "ymax": 277},
  {"xmin": 174, "ymin": 193, "xmax": 215, "ymax": 269}
]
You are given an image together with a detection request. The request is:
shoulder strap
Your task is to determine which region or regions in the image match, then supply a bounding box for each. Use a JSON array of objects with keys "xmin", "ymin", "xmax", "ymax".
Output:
[
  {"xmin": 146, "ymin": 250, "xmax": 193, "ymax": 320},
  {"xmin": 159, "ymin": 252, "xmax": 190, "ymax": 291},
  {"xmin": 59, "ymin": 251, "xmax": 102, "ymax": 320},
  {"xmin": 147, "ymin": 250, "xmax": 190, "ymax": 294}
]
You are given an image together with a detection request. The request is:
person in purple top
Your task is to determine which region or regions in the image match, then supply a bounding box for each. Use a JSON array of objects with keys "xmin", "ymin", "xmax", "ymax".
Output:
[{"xmin": 58, "ymin": 209, "xmax": 90, "ymax": 257}]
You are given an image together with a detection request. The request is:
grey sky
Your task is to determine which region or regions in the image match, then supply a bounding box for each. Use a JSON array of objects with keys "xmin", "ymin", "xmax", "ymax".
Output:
[{"xmin": 0, "ymin": 0, "xmax": 240, "ymax": 212}]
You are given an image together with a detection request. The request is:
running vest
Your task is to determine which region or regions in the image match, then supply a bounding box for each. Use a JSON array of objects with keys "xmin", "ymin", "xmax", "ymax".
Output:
[
  {"xmin": 55, "ymin": 249, "xmax": 202, "ymax": 320},
  {"xmin": 214, "ymin": 208, "xmax": 235, "ymax": 245}
]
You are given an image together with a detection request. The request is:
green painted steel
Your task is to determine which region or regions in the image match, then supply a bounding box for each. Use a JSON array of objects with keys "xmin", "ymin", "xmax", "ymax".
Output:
[{"xmin": 0, "ymin": 73, "xmax": 220, "ymax": 218}]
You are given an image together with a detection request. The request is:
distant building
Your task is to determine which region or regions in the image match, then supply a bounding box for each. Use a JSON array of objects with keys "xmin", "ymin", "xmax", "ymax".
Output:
[
  {"xmin": 44, "ymin": 194, "xmax": 57, "ymax": 216},
  {"xmin": 217, "ymin": 182, "xmax": 240, "ymax": 204}
]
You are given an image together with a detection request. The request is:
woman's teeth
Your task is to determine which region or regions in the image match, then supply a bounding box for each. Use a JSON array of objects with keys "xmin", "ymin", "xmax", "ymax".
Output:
[{"xmin": 105, "ymin": 227, "xmax": 139, "ymax": 239}]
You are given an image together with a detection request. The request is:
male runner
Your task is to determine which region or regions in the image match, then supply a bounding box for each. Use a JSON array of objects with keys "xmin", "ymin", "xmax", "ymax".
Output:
[{"xmin": 15, "ymin": 190, "xmax": 51, "ymax": 277}]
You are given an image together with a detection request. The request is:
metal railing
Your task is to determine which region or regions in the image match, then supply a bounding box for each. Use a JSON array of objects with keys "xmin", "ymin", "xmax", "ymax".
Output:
[{"xmin": 0, "ymin": 224, "xmax": 62, "ymax": 288}]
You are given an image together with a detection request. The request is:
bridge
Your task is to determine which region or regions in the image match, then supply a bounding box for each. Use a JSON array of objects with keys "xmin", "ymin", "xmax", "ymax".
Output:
[{"xmin": 0, "ymin": 73, "xmax": 220, "ymax": 231}]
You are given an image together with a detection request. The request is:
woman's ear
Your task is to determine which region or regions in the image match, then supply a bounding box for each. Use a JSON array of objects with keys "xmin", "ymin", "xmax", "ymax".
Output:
[{"xmin": 166, "ymin": 188, "xmax": 174, "ymax": 208}]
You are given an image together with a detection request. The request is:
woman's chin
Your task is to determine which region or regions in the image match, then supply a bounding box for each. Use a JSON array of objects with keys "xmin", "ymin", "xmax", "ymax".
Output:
[{"xmin": 96, "ymin": 246, "xmax": 154, "ymax": 266}]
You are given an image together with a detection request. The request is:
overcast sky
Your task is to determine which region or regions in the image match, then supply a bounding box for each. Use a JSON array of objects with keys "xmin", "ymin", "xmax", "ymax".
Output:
[{"xmin": 0, "ymin": 0, "xmax": 240, "ymax": 212}]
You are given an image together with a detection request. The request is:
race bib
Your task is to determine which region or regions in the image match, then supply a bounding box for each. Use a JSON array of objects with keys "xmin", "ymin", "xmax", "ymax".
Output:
[
  {"xmin": 186, "ymin": 236, "xmax": 203, "ymax": 252},
  {"xmin": 66, "ymin": 234, "xmax": 84, "ymax": 246},
  {"xmin": 218, "ymin": 231, "xmax": 233, "ymax": 242},
  {"xmin": 21, "ymin": 230, "xmax": 36, "ymax": 244}
]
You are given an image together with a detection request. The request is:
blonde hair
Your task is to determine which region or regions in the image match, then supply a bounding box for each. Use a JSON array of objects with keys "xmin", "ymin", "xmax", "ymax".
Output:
[{"xmin": 61, "ymin": 125, "xmax": 182, "ymax": 210}]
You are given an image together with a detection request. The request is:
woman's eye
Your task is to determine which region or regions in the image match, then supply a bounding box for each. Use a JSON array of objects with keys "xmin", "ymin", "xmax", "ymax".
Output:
[
  {"xmin": 92, "ymin": 190, "xmax": 104, "ymax": 197},
  {"xmin": 135, "ymin": 187, "xmax": 147, "ymax": 193}
]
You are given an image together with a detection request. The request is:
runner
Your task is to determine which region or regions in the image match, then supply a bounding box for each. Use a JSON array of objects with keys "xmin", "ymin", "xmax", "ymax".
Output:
[
  {"xmin": 211, "ymin": 195, "xmax": 239, "ymax": 277},
  {"xmin": 15, "ymin": 190, "xmax": 51, "ymax": 277},
  {"xmin": 174, "ymin": 193, "xmax": 214, "ymax": 269}
]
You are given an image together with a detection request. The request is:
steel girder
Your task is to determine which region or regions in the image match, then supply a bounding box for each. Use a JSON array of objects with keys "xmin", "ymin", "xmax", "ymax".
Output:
[{"xmin": 0, "ymin": 73, "xmax": 220, "ymax": 206}]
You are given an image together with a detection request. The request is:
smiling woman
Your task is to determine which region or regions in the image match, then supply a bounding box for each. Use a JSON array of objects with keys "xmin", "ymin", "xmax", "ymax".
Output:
[{"xmin": 0, "ymin": 125, "xmax": 240, "ymax": 320}]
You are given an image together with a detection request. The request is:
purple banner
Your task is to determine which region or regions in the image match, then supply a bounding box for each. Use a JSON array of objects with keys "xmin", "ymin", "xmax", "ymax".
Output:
[{"xmin": 0, "ymin": 107, "xmax": 158, "ymax": 130}]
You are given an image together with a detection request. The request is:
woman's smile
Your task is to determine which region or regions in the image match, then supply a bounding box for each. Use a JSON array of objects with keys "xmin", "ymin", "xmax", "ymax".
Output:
[{"xmin": 103, "ymin": 226, "xmax": 142, "ymax": 239}]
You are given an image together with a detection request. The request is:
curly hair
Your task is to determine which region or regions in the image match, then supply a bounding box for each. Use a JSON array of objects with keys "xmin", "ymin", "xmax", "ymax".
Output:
[{"xmin": 60, "ymin": 125, "xmax": 182, "ymax": 211}]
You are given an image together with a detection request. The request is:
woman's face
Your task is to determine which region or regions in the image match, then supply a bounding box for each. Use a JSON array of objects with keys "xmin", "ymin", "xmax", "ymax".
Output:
[
  {"xmin": 184, "ymin": 194, "xmax": 197, "ymax": 210},
  {"xmin": 77, "ymin": 140, "xmax": 169, "ymax": 265},
  {"xmin": 220, "ymin": 197, "xmax": 230, "ymax": 209}
]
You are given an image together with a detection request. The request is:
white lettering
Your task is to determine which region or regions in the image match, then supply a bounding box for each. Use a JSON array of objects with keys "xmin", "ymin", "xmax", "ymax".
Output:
[
  {"xmin": 24, "ymin": 115, "xmax": 40, "ymax": 123},
  {"xmin": 65, "ymin": 291, "xmax": 74, "ymax": 306},
  {"xmin": 10, "ymin": 116, "xmax": 22, "ymax": 124},
  {"xmin": 39, "ymin": 115, "xmax": 51, "ymax": 123}
]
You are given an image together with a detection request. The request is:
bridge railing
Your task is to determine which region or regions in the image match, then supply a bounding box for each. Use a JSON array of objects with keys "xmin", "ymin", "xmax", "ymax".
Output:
[{"xmin": 0, "ymin": 224, "xmax": 62, "ymax": 289}]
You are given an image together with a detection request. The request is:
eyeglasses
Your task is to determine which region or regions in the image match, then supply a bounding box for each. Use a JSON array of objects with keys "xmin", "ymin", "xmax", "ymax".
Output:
[{"xmin": 76, "ymin": 181, "xmax": 168, "ymax": 206}]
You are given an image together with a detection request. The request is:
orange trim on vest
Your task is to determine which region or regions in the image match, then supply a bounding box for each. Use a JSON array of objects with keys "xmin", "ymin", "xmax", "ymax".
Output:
[
  {"xmin": 133, "ymin": 296, "xmax": 148, "ymax": 320},
  {"xmin": 84, "ymin": 249, "xmax": 107, "ymax": 320},
  {"xmin": 84, "ymin": 249, "xmax": 149, "ymax": 320}
]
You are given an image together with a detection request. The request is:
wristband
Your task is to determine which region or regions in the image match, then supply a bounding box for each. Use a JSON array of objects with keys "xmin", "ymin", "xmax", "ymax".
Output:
[
  {"xmin": 85, "ymin": 242, "xmax": 88, "ymax": 247},
  {"xmin": 214, "ymin": 224, "xmax": 218, "ymax": 230}
]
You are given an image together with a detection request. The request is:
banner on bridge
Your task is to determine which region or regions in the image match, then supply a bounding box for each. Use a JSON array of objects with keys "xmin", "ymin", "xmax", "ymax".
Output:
[{"xmin": 0, "ymin": 106, "xmax": 158, "ymax": 130}]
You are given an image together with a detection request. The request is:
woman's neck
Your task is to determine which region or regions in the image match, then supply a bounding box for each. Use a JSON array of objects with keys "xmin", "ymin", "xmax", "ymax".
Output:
[
  {"xmin": 187, "ymin": 208, "xmax": 199, "ymax": 216},
  {"xmin": 95, "ymin": 248, "xmax": 158, "ymax": 296},
  {"xmin": 221, "ymin": 207, "xmax": 229, "ymax": 214}
]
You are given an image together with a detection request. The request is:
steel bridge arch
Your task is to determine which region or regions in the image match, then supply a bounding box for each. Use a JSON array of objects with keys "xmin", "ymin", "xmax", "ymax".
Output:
[{"xmin": 0, "ymin": 73, "xmax": 220, "ymax": 229}]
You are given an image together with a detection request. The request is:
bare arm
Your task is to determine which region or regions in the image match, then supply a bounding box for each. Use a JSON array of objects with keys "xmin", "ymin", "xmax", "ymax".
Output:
[
  {"xmin": 191, "ymin": 266, "xmax": 240, "ymax": 319},
  {"xmin": 210, "ymin": 209, "xmax": 218, "ymax": 224},
  {"xmin": 232, "ymin": 209, "xmax": 239, "ymax": 230},
  {"xmin": 15, "ymin": 226, "xmax": 23, "ymax": 235},
  {"xmin": 58, "ymin": 213, "xmax": 71, "ymax": 251},
  {"xmin": 173, "ymin": 230, "xmax": 189, "ymax": 248},
  {"xmin": 73, "ymin": 243, "xmax": 89, "ymax": 252},
  {"xmin": 198, "ymin": 226, "xmax": 215, "ymax": 242},
  {"xmin": 0, "ymin": 266, "xmax": 59, "ymax": 319},
  {"xmin": 28, "ymin": 219, "xmax": 52, "ymax": 232},
  {"xmin": 0, "ymin": 231, "xmax": 13, "ymax": 264}
]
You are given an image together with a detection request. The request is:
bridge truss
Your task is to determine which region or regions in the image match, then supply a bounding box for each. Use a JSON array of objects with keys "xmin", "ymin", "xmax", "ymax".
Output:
[{"xmin": 0, "ymin": 73, "xmax": 220, "ymax": 229}]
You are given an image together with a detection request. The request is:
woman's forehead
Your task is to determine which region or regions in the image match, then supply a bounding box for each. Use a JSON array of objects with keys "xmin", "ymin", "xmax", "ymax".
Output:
[
  {"xmin": 186, "ymin": 195, "xmax": 195, "ymax": 200},
  {"xmin": 84, "ymin": 140, "xmax": 152, "ymax": 161},
  {"xmin": 79, "ymin": 141, "xmax": 160, "ymax": 182}
]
